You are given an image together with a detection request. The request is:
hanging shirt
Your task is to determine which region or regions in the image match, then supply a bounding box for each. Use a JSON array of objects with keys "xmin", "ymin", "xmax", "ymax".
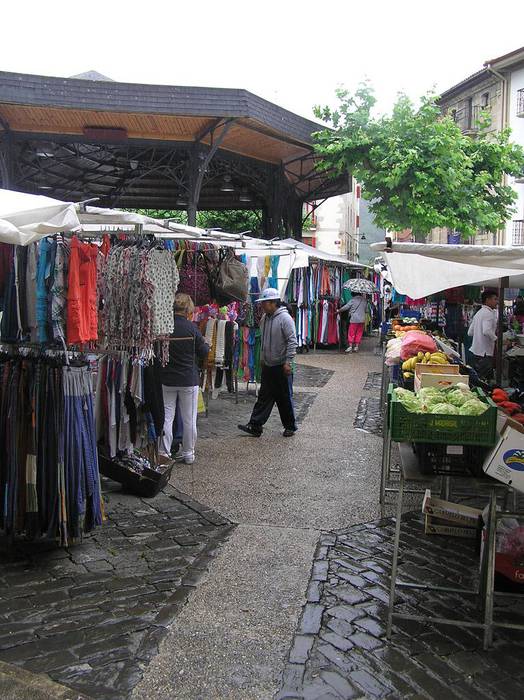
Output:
[{"xmin": 468, "ymin": 305, "xmax": 498, "ymax": 357}]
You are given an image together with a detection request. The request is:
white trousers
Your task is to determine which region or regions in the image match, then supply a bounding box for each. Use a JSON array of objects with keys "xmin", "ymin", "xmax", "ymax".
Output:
[{"xmin": 161, "ymin": 385, "xmax": 199, "ymax": 459}]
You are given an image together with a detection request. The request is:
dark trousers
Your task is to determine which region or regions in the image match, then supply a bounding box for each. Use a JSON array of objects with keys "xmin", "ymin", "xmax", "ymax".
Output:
[
  {"xmin": 250, "ymin": 365, "xmax": 297, "ymax": 431},
  {"xmin": 471, "ymin": 353, "xmax": 494, "ymax": 381}
]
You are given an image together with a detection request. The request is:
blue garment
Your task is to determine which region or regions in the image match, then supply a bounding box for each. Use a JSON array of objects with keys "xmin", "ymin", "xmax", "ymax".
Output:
[{"xmin": 36, "ymin": 238, "xmax": 52, "ymax": 343}]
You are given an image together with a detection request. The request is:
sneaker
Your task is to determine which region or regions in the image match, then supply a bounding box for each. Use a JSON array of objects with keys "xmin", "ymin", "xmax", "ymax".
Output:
[
  {"xmin": 283, "ymin": 428, "xmax": 296, "ymax": 437},
  {"xmin": 353, "ymin": 345, "xmax": 359, "ymax": 353},
  {"xmin": 238, "ymin": 423, "xmax": 262, "ymax": 437},
  {"xmin": 173, "ymin": 452, "xmax": 186, "ymax": 462},
  {"xmin": 184, "ymin": 456, "xmax": 195, "ymax": 465},
  {"xmin": 345, "ymin": 347, "xmax": 353, "ymax": 353}
]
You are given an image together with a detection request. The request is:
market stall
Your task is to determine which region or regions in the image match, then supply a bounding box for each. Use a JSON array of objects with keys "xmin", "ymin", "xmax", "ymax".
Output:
[
  {"xmin": 280, "ymin": 238, "xmax": 372, "ymax": 350},
  {"xmin": 0, "ymin": 189, "xmax": 301, "ymax": 545},
  {"xmin": 371, "ymin": 240, "xmax": 524, "ymax": 648}
]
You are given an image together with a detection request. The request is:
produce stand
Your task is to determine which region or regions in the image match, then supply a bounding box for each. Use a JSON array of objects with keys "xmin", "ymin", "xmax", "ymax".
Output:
[
  {"xmin": 387, "ymin": 445, "xmax": 524, "ymax": 649},
  {"xmin": 373, "ymin": 240, "xmax": 524, "ymax": 646}
]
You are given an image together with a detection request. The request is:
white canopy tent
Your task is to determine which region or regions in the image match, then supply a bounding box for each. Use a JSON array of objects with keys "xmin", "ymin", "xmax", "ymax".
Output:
[
  {"xmin": 279, "ymin": 238, "xmax": 369, "ymax": 270},
  {"xmin": 0, "ymin": 189, "xmax": 299, "ymax": 296},
  {"xmin": 0, "ymin": 188, "xmax": 81, "ymax": 245},
  {"xmin": 370, "ymin": 242, "xmax": 524, "ymax": 298}
]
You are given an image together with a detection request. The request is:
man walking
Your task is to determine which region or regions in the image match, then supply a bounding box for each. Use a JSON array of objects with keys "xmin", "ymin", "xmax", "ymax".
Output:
[
  {"xmin": 468, "ymin": 290, "xmax": 498, "ymax": 380},
  {"xmin": 238, "ymin": 288, "xmax": 298, "ymax": 438}
]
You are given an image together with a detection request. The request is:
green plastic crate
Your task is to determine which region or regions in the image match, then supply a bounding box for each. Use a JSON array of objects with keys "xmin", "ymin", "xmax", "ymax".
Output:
[{"xmin": 388, "ymin": 384, "xmax": 498, "ymax": 446}]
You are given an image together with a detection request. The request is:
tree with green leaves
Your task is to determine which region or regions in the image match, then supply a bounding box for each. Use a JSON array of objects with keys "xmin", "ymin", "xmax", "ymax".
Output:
[
  {"xmin": 137, "ymin": 208, "xmax": 263, "ymax": 235},
  {"xmin": 313, "ymin": 85, "xmax": 524, "ymax": 239}
]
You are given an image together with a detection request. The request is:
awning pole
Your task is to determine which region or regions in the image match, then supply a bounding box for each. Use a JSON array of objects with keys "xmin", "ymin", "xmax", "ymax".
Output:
[{"xmin": 496, "ymin": 277, "xmax": 509, "ymax": 385}]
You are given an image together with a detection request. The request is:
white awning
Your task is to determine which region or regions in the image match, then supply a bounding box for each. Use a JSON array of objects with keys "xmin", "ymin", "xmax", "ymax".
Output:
[
  {"xmin": 370, "ymin": 241, "xmax": 524, "ymax": 297},
  {"xmin": 0, "ymin": 188, "xmax": 81, "ymax": 245},
  {"xmin": 279, "ymin": 238, "xmax": 369, "ymax": 269}
]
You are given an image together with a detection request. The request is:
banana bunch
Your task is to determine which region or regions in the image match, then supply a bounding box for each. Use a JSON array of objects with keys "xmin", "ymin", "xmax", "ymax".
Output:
[{"xmin": 402, "ymin": 351, "xmax": 449, "ymax": 372}]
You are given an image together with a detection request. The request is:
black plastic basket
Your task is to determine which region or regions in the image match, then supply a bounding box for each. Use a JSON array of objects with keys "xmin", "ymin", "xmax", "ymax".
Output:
[
  {"xmin": 98, "ymin": 453, "xmax": 174, "ymax": 498},
  {"xmin": 413, "ymin": 442, "xmax": 490, "ymax": 477}
]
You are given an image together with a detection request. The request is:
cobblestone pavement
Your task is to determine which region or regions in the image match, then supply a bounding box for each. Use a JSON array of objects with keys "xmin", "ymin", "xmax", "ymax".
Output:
[
  {"xmin": 278, "ymin": 513, "xmax": 524, "ymax": 700},
  {"xmin": 0, "ymin": 483, "xmax": 233, "ymax": 700}
]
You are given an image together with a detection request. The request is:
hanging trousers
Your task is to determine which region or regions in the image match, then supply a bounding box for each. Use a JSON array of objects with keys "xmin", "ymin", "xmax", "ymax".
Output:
[
  {"xmin": 348, "ymin": 322, "xmax": 365, "ymax": 347},
  {"xmin": 249, "ymin": 365, "xmax": 297, "ymax": 432},
  {"xmin": 161, "ymin": 385, "xmax": 199, "ymax": 459}
]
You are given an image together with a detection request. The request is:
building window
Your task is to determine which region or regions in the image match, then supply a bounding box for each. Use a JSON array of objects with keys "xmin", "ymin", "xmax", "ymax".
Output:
[{"xmin": 481, "ymin": 92, "xmax": 489, "ymax": 108}]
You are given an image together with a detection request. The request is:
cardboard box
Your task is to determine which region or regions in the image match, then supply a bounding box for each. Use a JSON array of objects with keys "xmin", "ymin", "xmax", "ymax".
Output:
[
  {"xmin": 483, "ymin": 419, "xmax": 524, "ymax": 495},
  {"xmin": 425, "ymin": 515, "xmax": 478, "ymax": 538},
  {"xmin": 422, "ymin": 489, "xmax": 482, "ymax": 527},
  {"xmin": 413, "ymin": 363, "xmax": 463, "ymax": 392},
  {"xmin": 480, "ymin": 516, "xmax": 524, "ymax": 585}
]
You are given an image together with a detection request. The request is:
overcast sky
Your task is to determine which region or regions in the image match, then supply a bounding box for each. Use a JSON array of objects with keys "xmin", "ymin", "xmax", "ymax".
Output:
[{"xmin": 2, "ymin": 0, "xmax": 524, "ymax": 121}]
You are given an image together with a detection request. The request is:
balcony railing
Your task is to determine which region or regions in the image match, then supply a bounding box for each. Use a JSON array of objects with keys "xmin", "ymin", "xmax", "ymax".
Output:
[
  {"xmin": 513, "ymin": 220, "xmax": 524, "ymax": 246},
  {"xmin": 518, "ymin": 88, "xmax": 524, "ymax": 117}
]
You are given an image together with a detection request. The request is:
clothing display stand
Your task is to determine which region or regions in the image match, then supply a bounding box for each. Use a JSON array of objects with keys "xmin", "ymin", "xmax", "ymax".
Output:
[{"xmin": 387, "ymin": 445, "xmax": 524, "ymax": 649}]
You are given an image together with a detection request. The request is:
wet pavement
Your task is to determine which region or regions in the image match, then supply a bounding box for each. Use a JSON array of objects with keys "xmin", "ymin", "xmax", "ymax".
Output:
[
  {"xmin": 0, "ymin": 484, "xmax": 233, "ymax": 700},
  {"xmin": 278, "ymin": 513, "xmax": 524, "ymax": 700},
  {"xmin": 4, "ymin": 342, "xmax": 523, "ymax": 700}
]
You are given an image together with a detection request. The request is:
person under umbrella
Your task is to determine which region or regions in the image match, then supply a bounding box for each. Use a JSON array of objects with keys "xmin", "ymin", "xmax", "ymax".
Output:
[{"xmin": 337, "ymin": 293, "xmax": 368, "ymax": 353}]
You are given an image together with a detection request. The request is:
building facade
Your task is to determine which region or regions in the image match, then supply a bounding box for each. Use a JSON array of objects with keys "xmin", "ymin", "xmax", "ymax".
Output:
[
  {"xmin": 302, "ymin": 179, "xmax": 361, "ymax": 260},
  {"xmin": 428, "ymin": 46, "xmax": 524, "ymax": 246}
]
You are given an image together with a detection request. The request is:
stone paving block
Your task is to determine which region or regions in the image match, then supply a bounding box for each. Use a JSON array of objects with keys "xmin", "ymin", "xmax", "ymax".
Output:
[
  {"xmin": 288, "ymin": 634, "xmax": 314, "ymax": 664},
  {"xmin": 319, "ymin": 631, "xmax": 354, "ymax": 652},
  {"xmin": 277, "ymin": 663, "xmax": 305, "ymax": 698},
  {"xmin": 316, "ymin": 643, "xmax": 357, "ymax": 674},
  {"xmin": 349, "ymin": 631, "xmax": 383, "ymax": 652},
  {"xmin": 299, "ymin": 604, "xmax": 324, "ymax": 635},
  {"xmin": 306, "ymin": 580, "xmax": 322, "ymax": 603},
  {"xmin": 326, "ymin": 605, "xmax": 365, "ymax": 625},
  {"xmin": 348, "ymin": 668, "xmax": 392, "ymax": 697},
  {"xmin": 326, "ymin": 584, "xmax": 370, "ymax": 606},
  {"xmin": 326, "ymin": 617, "xmax": 355, "ymax": 639},
  {"xmin": 320, "ymin": 670, "xmax": 362, "ymax": 699}
]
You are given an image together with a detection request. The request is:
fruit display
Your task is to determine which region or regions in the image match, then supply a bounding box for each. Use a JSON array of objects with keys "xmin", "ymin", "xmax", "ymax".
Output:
[{"xmin": 401, "ymin": 351, "xmax": 450, "ymax": 373}]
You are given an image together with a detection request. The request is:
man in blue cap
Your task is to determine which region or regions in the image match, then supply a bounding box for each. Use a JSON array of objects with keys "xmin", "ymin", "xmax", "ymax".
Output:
[{"xmin": 238, "ymin": 288, "xmax": 298, "ymax": 437}]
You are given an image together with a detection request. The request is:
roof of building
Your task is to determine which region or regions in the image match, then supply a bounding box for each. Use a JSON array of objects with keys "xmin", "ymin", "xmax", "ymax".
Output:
[
  {"xmin": 439, "ymin": 45, "xmax": 524, "ymax": 102},
  {"xmin": 69, "ymin": 70, "xmax": 115, "ymax": 81},
  {"xmin": 0, "ymin": 70, "xmax": 323, "ymax": 152},
  {"xmin": 485, "ymin": 46, "xmax": 524, "ymax": 69},
  {"xmin": 438, "ymin": 68, "xmax": 492, "ymax": 102}
]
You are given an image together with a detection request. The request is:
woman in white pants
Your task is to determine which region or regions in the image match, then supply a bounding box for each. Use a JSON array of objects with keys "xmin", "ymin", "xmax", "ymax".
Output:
[{"xmin": 160, "ymin": 294, "xmax": 209, "ymax": 464}]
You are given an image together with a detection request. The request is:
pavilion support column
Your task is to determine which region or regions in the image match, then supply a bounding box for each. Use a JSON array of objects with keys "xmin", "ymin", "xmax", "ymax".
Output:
[
  {"xmin": 264, "ymin": 165, "xmax": 286, "ymax": 239},
  {"xmin": 187, "ymin": 119, "xmax": 236, "ymax": 227},
  {"xmin": 288, "ymin": 197, "xmax": 303, "ymax": 240},
  {"xmin": 0, "ymin": 117, "xmax": 12, "ymax": 189}
]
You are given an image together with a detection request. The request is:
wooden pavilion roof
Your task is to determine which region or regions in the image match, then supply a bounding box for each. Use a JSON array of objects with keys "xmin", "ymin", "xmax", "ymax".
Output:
[{"xmin": 0, "ymin": 72, "xmax": 349, "ymax": 223}]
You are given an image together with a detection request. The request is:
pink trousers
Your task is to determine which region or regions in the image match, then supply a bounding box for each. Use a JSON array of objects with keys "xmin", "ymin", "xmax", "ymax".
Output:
[{"xmin": 348, "ymin": 322, "xmax": 364, "ymax": 346}]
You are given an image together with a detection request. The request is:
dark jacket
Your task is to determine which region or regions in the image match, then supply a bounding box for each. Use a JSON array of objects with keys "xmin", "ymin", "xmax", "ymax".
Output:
[{"xmin": 161, "ymin": 315, "xmax": 210, "ymax": 387}]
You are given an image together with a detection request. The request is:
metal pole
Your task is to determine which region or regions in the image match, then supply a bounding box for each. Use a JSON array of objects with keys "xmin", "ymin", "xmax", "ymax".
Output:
[
  {"xmin": 496, "ymin": 277, "xmax": 509, "ymax": 385},
  {"xmin": 387, "ymin": 469, "xmax": 404, "ymax": 638}
]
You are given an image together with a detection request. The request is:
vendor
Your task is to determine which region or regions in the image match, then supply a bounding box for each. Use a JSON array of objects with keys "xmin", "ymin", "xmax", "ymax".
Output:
[
  {"xmin": 160, "ymin": 293, "xmax": 210, "ymax": 465},
  {"xmin": 467, "ymin": 290, "xmax": 498, "ymax": 381},
  {"xmin": 513, "ymin": 295, "xmax": 524, "ymax": 328}
]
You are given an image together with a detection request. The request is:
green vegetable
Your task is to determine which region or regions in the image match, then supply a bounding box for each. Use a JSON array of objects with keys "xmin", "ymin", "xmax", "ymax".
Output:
[
  {"xmin": 459, "ymin": 399, "xmax": 488, "ymax": 416},
  {"xmin": 394, "ymin": 388, "xmax": 422, "ymax": 413},
  {"xmin": 446, "ymin": 389, "xmax": 469, "ymax": 407},
  {"xmin": 418, "ymin": 387, "xmax": 440, "ymax": 401},
  {"xmin": 430, "ymin": 403, "xmax": 460, "ymax": 415}
]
